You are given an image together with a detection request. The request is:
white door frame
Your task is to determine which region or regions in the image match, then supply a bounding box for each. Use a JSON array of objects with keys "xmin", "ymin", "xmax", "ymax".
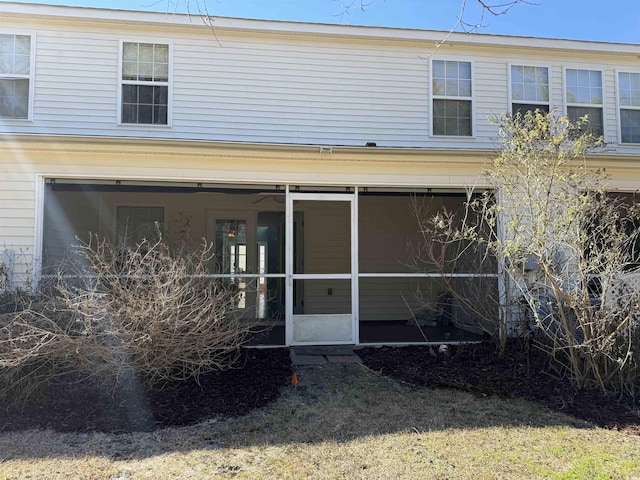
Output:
[{"xmin": 285, "ymin": 191, "xmax": 359, "ymax": 346}]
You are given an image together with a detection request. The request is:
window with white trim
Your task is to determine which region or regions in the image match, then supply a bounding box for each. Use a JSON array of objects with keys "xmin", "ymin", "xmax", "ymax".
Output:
[
  {"xmin": 0, "ymin": 34, "xmax": 31, "ymax": 119},
  {"xmin": 432, "ymin": 60, "xmax": 472, "ymax": 136},
  {"xmin": 511, "ymin": 65, "xmax": 549, "ymax": 116},
  {"xmin": 565, "ymin": 68, "xmax": 603, "ymax": 137},
  {"xmin": 120, "ymin": 42, "xmax": 169, "ymax": 125},
  {"xmin": 618, "ymin": 72, "xmax": 640, "ymax": 144}
]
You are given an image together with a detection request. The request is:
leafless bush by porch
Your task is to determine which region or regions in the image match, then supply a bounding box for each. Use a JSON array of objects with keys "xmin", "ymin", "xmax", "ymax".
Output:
[
  {"xmin": 414, "ymin": 111, "xmax": 640, "ymax": 395},
  {"xmin": 0, "ymin": 236, "xmax": 256, "ymax": 402}
]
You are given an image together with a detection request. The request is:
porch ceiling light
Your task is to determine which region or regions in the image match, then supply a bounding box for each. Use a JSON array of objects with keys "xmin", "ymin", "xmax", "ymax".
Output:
[{"xmin": 319, "ymin": 145, "xmax": 332, "ymax": 154}]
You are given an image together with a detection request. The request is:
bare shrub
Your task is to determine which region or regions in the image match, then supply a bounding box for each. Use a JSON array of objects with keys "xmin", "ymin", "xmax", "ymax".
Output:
[
  {"xmin": 409, "ymin": 193, "xmax": 505, "ymax": 348},
  {"xmin": 415, "ymin": 111, "xmax": 640, "ymax": 394},
  {"xmin": 0, "ymin": 235, "xmax": 256, "ymax": 401}
]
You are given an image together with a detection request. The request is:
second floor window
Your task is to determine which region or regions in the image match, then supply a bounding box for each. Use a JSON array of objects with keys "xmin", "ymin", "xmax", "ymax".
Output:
[
  {"xmin": 432, "ymin": 60, "xmax": 472, "ymax": 136},
  {"xmin": 618, "ymin": 72, "xmax": 640, "ymax": 144},
  {"xmin": 0, "ymin": 34, "xmax": 32, "ymax": 120},
  {"xmin": 566, "ymin": 68, "xmax": 603, "ymax": 137},
  {"xmin": 120, "ymin": 42, "xmax": 169, "ymax": 125},
  {"xmin": 511, "ymin": 65, "xmax": 549, "ymax": 116}
]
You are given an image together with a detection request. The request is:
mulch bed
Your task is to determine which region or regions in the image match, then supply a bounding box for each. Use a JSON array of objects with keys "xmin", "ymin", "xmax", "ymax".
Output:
[
  {"xmin": 358, "ymin": 341, "xmax": 640, "ymax": 435},
  {"xmin": 0, "ymin": 348, "xmax": 292, "ymax": 433},
  {"xmin": 4, "ymin": 341, "xmax": 640, "ymax": 435}
]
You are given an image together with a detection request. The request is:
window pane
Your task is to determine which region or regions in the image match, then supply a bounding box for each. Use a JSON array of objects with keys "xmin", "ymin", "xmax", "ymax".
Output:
[
  {"xmin": 154, "ymin": 85, "xmax": 168, "ymax": 105},
  {"xmin": 432, "ymin": 60, "xmax": 445, "ymax": 78},
  {"xmin": 0, "ymin": 35, "xmax": 14, "ymax": 55},
  {"xmin": 445, "ymin": 99, "xmax": 458, "ymax": 117},
  {"xmin": 122, "ymin": 61, "xmax": 137, "ymax": 80},
  {"xmin": 619, "ymin": 72, "xmax": 630, "ymax": 90},
  {"xmin": 433, "ymin": 60, "xmax": 471, "ymax": 98},
  {"xmin": 0, "ymin": 34, "xmax": 31, "ymax": 75},
  {"xmin": 123, "ymin": 42, "xmax": 138, "ymax": 61},
  {"xmin": 154, "ymin": 106, "xmax": 167, "ymax": 124},
  {"xmin": 537, "ymin": 84, "xmax": 549, "ymax": 102},
  {"xmin": 138, "ymin": 85, "xmax": 153, "ymax": 104},
  {"xmin": 458, "ymin": 117, "xmax": 471, "ymax": 136},
  {"xmin": 621, "ymin": 109, "xmax": 640, "ymax": 143},
  {"xmin": 458, "ymin": 100, "xmax": 471, "ymax": 117},
  {"xmin": 511, "ymin": 65, "xmax": 523, "ymax": 84},
  {"xmin": 138, "ymin": 61, "xmax": 153, "ymax": 82},
  {"xmin": 445, "ymin": 117, "xmax": 458, "ymax": 135},
  {"xmin": 458, "ymin": 61, "xmax": 471, "ymax": 80},
  {"xmin": 512, "ymin": 103, "xmax": 550, "ymax": 116},
  {"xmin": 122, "ymin": 84, "xmax": 137, "ymax": 103},
  {"xmin": 432, "ymin": 117, "xmax": 444, "ymax": 134},
  {"xmin": 139, "ymin": 43, "xmax": 154, "ymax": 62},
  {"xmin": 14, "ymin": 78, "xmax": 29, "ymax": 97},
  {"xmin": 433, "ymin": 99, "xmax": 471, "ymax": 136},
  {"xmin": 445, "ymin": 79, "xmax": 458, "ymax": 97},
  {"xmin": 0, "ymin": 78, "xmax": 14, "ymax": 96},
  {"xmin": 566, "ymin": 69, "xmax": 602, "ymax": 105},
  {"xmin": 577, "ymin": 69, "xmax": 590, "ymax": 85},
  {"xmin": 0, "ymin": 56, "xmax": 11, "ymax": 75},
  {"xmin": 0, "ymin": 78, "xmax": 28, "ymax": 119},
  {"xmin": 619, "ymin": 72, "xmax": 640, "ymax": 108},
  {"xmin": 154, "ymin": 44, "xmax": 169, "ymax": 63},
  {"xmin": 122, "ymin": 103, "xmax": 136, "ymax": 123},
  {"xmin": 523, "ymin": 66, "xmax": 536, "ymax": 83},
  {"xmin": 432, "ymin": 78, "xmax": 444, "ymax": 95},
  {"xmin": 578, "ymin": 87, "xmax": 591, "ymax": 104},
  {"xmin": 15, "ymin": 36, "xmax": 30, "ymax": 55},
  {"xmin": 524, "ymin": 83, "xmax": 538, "ymax": 101},
  {"xmin": 512, "ymin": 65, "xmax": 548, "ymax": 104},
  {"xmin": 14, "ymin": 54, "xmax": 29, "ymax": 75},
  {"xmin": 567, "ymin": 106, "xmax": 603, "ymax": 137},
  {"xmin": 153, "ymin": 63, "xmax": 168, "ymax": 82},
  {"xmin": 459, "ymin": 79, "xmax": 472, "ymax": 97},
  {"xmin": 512, "ymin": 83, "xmax": 524, "ymax": 101},
  {"xmin": 13, "ymin": 96, "xmax": 27, "ymax": 118},
  {"xmin": 138, "ymin": 104, "xmax": 152, "ymax": 123},
  {"xmin": 537, "ymin": 67, "xmax": 548, "ymax": 84}
]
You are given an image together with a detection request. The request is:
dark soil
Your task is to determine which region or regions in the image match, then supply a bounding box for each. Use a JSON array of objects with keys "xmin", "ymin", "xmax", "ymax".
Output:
[
  {"xmin": 358, "ymin": 341, "xmax": 640, "ymax": 435},
  {"xmin": 3, "ymin": 341, "xmax": 640, "ymax": 436},
  {"xmin": 0, "ymin": 348, "xmax": 292, "ymax": 433}
]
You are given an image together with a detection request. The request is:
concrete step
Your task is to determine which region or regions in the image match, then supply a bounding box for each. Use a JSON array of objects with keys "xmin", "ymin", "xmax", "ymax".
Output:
[{"xmin": 290, "ymin": 346, "xmax": 362, "ymax": 365}]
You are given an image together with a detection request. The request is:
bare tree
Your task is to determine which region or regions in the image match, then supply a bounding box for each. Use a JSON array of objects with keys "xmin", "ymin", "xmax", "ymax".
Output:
[
  {"xmin": 158, "ymin": 0, "xmax": 530, "ymax": 30},
  {"xmin": 415, "ymin": 111, "xmax": 640, "ymax": 395}
]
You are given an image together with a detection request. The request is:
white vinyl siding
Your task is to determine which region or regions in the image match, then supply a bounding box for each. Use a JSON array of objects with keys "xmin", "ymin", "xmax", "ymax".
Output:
[
  {"xmin": 0, "ymin": 10, "xmax": 638, "ymax": 151},
  {"xmin": 565, "ymin": 68, "xmax": 604, "ymax": 137},
  {"xmin": 0, "ymin": 33, "xmax": 33, "ymax": 120},
  {"xmin": 618, "ymin": 71, "xmax": 640, "ymax": 144},
  {"xmin": 431, "ymin": 59, "xmax": 473, "ymax": 136}
]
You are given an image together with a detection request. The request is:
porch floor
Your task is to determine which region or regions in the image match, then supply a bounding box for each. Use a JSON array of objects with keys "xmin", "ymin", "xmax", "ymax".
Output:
[{"xmin": 249, "ymin": 320, "xmax": 485, "ymax": 346}]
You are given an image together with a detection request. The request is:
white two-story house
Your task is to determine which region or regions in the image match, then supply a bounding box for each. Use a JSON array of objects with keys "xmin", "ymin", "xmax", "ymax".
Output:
[{"xmin": 1, "ymin": 2, "xmax": 639, "ymax": 346}]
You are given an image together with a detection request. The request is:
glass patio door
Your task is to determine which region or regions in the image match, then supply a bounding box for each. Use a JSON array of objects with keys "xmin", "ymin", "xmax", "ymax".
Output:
[{"xmin": 285, "ymin": 192, "xmax": 357, "ymax": 345}]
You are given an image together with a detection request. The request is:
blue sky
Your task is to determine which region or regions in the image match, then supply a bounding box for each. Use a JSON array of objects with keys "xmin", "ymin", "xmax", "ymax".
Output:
[{"xmin": 3, "ymin": 0, "xmax": 640, "ymax": 44}]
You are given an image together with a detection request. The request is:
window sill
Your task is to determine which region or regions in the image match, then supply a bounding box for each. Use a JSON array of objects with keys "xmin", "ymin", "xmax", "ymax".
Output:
[
  {"xmin": 117, "ymin": 123, "xmax": 173, "ymax": 129},
  {"xmin": 430, "ymin": 135, "xmax": 476, "ymax": 140},
  {"xmin": 0, "ymin": 118, "xmax": 33, "ymax": 123}
]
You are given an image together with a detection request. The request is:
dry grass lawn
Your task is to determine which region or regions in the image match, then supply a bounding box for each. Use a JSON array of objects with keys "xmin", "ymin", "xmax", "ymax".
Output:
[{"xmin": 1, "ymin": 363, "xmax": 639, "ymax": 479}]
